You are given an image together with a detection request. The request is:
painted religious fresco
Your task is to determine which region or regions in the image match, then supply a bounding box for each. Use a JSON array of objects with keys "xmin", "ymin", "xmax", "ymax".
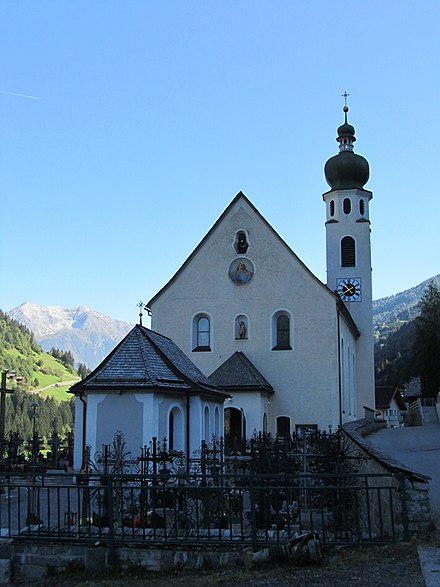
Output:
[{"xmin": 228, "ymin": 258, "xmax": 254, "ymax": 285}]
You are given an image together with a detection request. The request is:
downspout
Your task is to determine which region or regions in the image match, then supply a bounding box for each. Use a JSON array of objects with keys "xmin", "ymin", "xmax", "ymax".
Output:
[
  {"xmin": 337, "ymin": 301, "xmax": 343, "ymax": 428},
  {"xmin": 79, "ymin": 391, "xmax": 87, "ymax": 470},
  {"xmin": 186, "ymin": 392, "xmax": 190, "ymax": 473}
]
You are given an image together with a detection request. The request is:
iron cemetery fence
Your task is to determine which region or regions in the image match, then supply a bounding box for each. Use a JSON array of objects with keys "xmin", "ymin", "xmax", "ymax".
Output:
[{"xmin": 0, "ymin": 430, "xmax": 410, "ymax": 547}]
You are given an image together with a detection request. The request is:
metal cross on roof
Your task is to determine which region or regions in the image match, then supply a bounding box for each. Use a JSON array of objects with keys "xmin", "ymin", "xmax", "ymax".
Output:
[
  {"xmin": 137, "ymin": 301, "xmax": 145, "ymax": 326},
  {"xmin": 342, "ymin": 91, "xmax": 350, "ymax": 107},
  {"xmin": 137, "ymin": 301, "xmax": 151, "ymax": 327}
]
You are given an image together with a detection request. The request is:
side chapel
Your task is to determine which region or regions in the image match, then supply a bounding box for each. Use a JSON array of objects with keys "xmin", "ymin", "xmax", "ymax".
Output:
[{"xmin": 71, "ymin": 105, "xmax": 375, "ymax": 467}]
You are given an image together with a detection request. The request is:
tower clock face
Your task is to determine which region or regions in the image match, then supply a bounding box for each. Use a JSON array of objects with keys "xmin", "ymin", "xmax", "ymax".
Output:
[{"xmin": 337, "ymin": 278, "xmax": 362, "ymax": 302}]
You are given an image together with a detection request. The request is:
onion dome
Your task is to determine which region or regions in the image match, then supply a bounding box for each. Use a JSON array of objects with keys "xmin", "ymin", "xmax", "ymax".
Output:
[{"xmin": 324, "ymin": 105, "xmax": 369, "ymax": 190}]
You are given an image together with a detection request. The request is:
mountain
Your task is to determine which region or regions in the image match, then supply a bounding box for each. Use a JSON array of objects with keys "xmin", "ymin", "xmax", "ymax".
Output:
[
  {"xmin": 8, "ymin": 302, "xmax": 133, "ymax": 369},
  {"xmin": 373, "ymin": 275, "xmax": 440, "ymax": 391},
  {"xmin": 373, "ymin": 274, "xmax": 440, "ymax": 343}
]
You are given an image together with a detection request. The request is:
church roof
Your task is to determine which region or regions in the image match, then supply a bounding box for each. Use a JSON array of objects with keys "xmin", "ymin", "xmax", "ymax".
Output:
[
  {"xmin": 70, "ymin": 324, "xmax": 227, "ymax": 398},
  {"xmin": 146, "ymin": 192, "xmax": 360, "ymax": 340},
  {"xmin": 147, "ymin": 192, "xmax": 331, "ymax": 307},
  {"xmin": 209, "ymin": 351, "xmax": 274, "ymax": 393}
]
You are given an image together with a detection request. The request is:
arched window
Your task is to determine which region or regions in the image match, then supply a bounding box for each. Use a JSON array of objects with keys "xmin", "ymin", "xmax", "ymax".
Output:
[
  {"xmin": 343, "ymin": 198, "xmax": 351, "ymax": 214},
  {"xmin": 234, "ymin": 230, "xmax": 249, "ymax": 254},
  {"xmin": 204, "ymin": 406, "xmax": 210, "ymax": 441},
  {"xmin": 272, "ymin": 312, "xmax": 292, "ymax": 350},
  {"xmin": 214, "ymin": 406, "xmax": 220, "ymax": 438},
  {"xmin": 277, "ymin": 416, "xmax": 291, "ymax": 438},
  {"xmin": 169, "ymin": 406, "xmax": 183, "ymax": 451},
  {"xmin": 330, "ymin": 200, "xmax": 335, "ymax": 217},
  {"xmin": 192, "ymin": 314, "xmax": 211, "ymax": 351},
  {"xmin": 359, "ymin": 199, "xmax": 365, "ymax": 216},
  {"xmin": 341, "ymin": 236, "xmax": 356, "ymax": 267}
]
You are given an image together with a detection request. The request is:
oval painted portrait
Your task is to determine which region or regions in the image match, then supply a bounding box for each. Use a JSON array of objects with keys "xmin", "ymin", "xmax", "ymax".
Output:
[{"xmin": 228, "ymin": 258, "xmax": 254, "ymax": 285}]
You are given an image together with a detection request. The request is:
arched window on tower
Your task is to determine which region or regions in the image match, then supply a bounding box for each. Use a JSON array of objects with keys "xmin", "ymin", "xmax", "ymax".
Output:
[
  {"xmin": 359, "ymin": 199, "xmax": 365, "ymax": 216},
  {"xmin": 341, "ymin": 236, "xmax": 356, "ymax": 267},
  {"xmin": 343, "ymin": 198, "xmax": 351, "ymax": 214},
  {"xmin": 330, "ymin": 200, "xmax": 335, "ymax": 217}
]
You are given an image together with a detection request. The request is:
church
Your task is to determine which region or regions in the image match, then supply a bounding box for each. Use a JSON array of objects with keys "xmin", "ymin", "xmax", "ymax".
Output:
[
  {"xmin": 71, "ymin": 105, "xmax": 375, "ymax": 467},
  {"xmin": 147, "ymin": 105, "xmax": 375, "ymax": 444}
]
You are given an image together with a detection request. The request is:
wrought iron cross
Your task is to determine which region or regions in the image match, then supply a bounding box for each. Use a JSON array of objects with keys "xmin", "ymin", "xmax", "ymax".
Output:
[
  {"xmin": 137, "ymin": 301, "xmax": 151, "ymax": 326},
  {"xmin": 137, "ymin": 301, "xmax": 145, "ymax": 326},
  {"xmin": 342, "ymin": 91, "xmax": 350, "ymax": 107}
]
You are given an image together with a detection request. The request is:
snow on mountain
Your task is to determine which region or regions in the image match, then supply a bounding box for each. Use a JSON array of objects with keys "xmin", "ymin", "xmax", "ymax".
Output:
[{"xmin": 8, "ymin": 302, "xmax": 133, "ymax": 369}]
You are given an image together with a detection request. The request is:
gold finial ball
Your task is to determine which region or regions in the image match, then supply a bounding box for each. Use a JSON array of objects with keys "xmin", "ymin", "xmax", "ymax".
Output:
[{"xmin": 343, "ymin": 105, "xmax": 349, "ymax": 113}]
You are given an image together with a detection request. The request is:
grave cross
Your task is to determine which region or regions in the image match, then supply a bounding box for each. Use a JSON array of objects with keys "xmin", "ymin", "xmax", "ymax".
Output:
[{"xmin": 0, "ymin": 370, "xmax": 14, "ymax": 441}]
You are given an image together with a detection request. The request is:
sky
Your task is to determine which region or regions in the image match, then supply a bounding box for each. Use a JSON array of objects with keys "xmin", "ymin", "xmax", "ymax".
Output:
[{"xmin": 1, "ymin": 1, "xmax": 439, "ymax": 325}]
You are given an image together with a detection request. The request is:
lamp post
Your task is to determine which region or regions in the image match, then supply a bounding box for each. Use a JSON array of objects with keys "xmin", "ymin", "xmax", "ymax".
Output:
[
  {"xmin": 31, "ymin": 402, "xmax": 39, "ymax": 467},
  {"xmin": 26, "ymin": 402, "xmax": 40, "ymax": 526}
]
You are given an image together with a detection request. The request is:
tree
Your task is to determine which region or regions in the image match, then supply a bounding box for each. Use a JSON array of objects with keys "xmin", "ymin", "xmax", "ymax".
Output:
[
  {"xmin": 77, "ymin": 363, "xmax": 91, "ymax": 379},
  {"xmin": 414, "ymin": 283, "xmax": 440, "ymax": 397}
]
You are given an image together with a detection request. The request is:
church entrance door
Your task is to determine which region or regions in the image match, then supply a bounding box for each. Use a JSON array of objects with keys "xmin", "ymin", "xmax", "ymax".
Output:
[{"xmin": 224, "ymin": 407, "xmax": 245, "ymax": 452}]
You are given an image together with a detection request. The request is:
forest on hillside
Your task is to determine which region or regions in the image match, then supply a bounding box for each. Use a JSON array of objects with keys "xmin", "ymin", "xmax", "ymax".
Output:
[
  {"xmin": 375, "ymin": 283, "xmax": 440, "ymax": 396},
  {"xmin": 0, "ymin": 310, "xmax": 75, "ymax": 438}
]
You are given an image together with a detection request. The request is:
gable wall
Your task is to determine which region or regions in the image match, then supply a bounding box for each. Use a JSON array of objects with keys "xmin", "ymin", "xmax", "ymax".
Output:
[{"xmin": 151, "ymin": 197, "xmax": 353, "ymax": 430}]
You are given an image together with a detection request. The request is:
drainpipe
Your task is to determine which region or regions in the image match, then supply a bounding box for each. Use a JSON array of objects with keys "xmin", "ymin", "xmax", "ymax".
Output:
[
  {"xmin": 337, "ymin": 301, "xmax": 343, "ymax": 428},
  {"xmin": 186, "ymin": 393, "xmax": 190, "ymax": 472},
  {"xmin": 79, "ymin": 391, "xmax": 87, "ymax": 470}
]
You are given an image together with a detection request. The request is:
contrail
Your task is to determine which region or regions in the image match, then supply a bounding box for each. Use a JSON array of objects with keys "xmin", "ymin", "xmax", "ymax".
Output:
[{"xmin": 0, "ymin": 90, "xmax": 43, "ymax": 100}]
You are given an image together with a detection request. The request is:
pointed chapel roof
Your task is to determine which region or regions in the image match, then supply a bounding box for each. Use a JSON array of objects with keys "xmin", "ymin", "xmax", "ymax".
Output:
[
  {"xmin": 70, "ymin": 324, "xmax": 227, "ymax": 398},
  {"xmin": 209, "ymin": 351, "xmax": 274, "ymax": 393}
]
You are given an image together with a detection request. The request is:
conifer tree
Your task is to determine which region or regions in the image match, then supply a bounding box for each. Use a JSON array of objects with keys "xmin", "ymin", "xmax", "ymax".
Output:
[{"xmin": 414, "ymin": 283, "xmax": 440, "ymax": 397}]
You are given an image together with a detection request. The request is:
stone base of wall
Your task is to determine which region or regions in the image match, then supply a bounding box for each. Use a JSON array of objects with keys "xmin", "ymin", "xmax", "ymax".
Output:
[{"xmin": 5, "ymin": 541, "xmax": 242, "ymax": 582}]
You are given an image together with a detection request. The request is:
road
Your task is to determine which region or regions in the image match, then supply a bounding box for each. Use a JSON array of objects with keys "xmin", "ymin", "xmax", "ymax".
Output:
[{"xmin": 367, "ymin": 419, "xmax": 440, "ymax": 529}]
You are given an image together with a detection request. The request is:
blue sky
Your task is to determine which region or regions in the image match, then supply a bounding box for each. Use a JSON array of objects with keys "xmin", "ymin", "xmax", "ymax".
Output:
[{"xmin": 1, "ymin": 1, "xmax": 439, "ymax": 325}]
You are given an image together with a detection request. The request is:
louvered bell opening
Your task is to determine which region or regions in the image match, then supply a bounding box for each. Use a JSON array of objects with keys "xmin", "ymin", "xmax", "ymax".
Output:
[{"xmin": 341, "ymin": 236, "xmax": 356, "ymax": 267}]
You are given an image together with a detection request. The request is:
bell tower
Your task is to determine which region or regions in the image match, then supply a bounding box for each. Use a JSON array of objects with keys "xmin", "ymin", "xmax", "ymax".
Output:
[{"xmin": 323, "ymin": 99, "xmax": 375, "ymax": 414}]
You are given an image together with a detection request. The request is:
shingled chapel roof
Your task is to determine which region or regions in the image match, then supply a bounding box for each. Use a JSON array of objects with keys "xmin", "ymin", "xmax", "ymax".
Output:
[
  {"xmin": 209, "ymin": 351, "xmax": 274, "ymax": 393},
  {"xmin": 70, "ymin": 324, "xmax": 227, "ymax": 398}
]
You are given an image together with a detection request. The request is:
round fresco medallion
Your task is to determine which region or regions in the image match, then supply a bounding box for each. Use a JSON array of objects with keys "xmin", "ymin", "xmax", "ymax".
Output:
[{"xmin": 228, "ymin": 257, "xmax": 254, "ymax": 285}]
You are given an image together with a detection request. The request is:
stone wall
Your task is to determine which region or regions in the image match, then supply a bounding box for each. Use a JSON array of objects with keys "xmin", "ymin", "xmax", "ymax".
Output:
[
  {"xmin": 344, "ymin": 420, "xmax": 431, "ymax": 537},
  {"xmin": 5, "ymin": 541, "xmax": 242, "ymax": 582}
]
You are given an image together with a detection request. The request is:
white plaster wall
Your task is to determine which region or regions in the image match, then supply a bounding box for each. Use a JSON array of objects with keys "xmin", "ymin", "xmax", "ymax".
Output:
[
  {"xmin": 85, "ymin": 393, "xmax": 105, "ymax": 461},
  {"xmin": 95, "ymin": 394, "xmax": 143, "ymax": 461},
  {"xmin": 151, "ymin": 197, "xmax": 342, "ymax": 431}
]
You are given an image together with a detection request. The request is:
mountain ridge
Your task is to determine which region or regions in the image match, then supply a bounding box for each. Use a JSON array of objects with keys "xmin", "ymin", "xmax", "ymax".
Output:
[
  {"xmin": 8, "ymin": 302, "xmax": 133, "ymax": 369},
  {"xmin": 7, "ymin": 274, "xmax": 439, "ymax": 370}
]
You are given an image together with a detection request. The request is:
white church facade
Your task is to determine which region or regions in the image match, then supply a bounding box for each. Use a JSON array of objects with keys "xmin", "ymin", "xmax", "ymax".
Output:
[
  {"xmin": 71, "ymin": 105, "xmax": 376, "ymax": 466},
  {"xmin": 148, "ymin": 106, "xmax": 375, "ymax": 444}
]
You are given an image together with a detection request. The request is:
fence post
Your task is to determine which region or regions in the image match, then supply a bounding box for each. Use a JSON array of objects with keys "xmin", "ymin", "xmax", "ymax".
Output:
[
  {"xmin": 398, "ymin": 474, "xmax": 410, "ymax": 541},
  {"xmin": 249, "ymin": 475, "xmax": 257, "ymax": 551},
  {"xmin": 105, "ymin": 475, "xmax": 116, "ymax": 565}
]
